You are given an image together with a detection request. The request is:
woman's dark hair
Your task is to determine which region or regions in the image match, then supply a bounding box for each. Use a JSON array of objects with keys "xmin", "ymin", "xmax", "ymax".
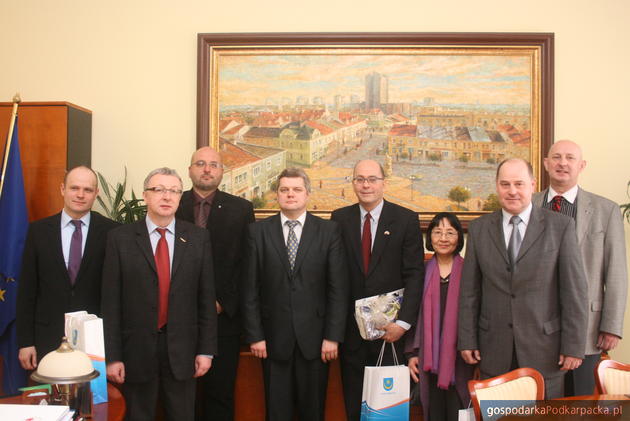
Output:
[{"xmin": 425, "ymin": 212, "xmax": 464, "ymax": 254}]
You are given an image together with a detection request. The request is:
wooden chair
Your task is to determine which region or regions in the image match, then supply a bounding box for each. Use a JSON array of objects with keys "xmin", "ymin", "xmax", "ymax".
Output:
[
  {"xmin": 595, "ymin": 359, "xmax": 630, "ymax": 394},
  {"xmin": 468, "ymin": 367, "xmax": 544, "ymax": 421}
]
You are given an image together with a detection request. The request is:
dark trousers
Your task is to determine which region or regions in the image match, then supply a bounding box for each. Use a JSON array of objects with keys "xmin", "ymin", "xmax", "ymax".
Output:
[
  {"xmin": 427, "ymin": 372, "xmax": 462, "ymax": 421},
  {"xmin": 122, "ymin": 331, "xmax": 196, "ymax": 421},
  {"xmin": 340, "ymin": 341, "xmax": 404, "ymax": 421},
  {"xmin": 197, "ymin": 334, "xmax": 240, "ymax": 421},
  {"xmin": 564, "ymin": 353, "xmax": 600, "ymax": 396},
  {"xmin": 262, "ymin": 346, "xmax": 329, "ymax": 421}
]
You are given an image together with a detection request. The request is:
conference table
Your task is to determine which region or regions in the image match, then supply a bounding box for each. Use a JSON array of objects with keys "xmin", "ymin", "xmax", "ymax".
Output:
[{"xmin": 0, "ymin": 382, "xmax": 125, "ymax": 421}]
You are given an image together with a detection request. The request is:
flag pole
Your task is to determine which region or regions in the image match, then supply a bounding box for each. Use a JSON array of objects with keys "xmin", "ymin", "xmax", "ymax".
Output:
[{"xmin": 0, "ymin": 93, "xmax": 21, "ymax": 199}]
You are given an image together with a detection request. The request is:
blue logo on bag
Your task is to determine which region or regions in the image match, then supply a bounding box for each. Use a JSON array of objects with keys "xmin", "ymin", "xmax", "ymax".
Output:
[{"xmin": 383, "ymin": 377, "xmax": 393, "ymax": 391}]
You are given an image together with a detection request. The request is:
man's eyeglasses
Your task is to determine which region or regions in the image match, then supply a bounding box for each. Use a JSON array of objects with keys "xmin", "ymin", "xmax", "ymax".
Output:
[
  {"xmin": 145, "ymin": 186, "xmax": 183, "ymax": 196},
  {"xmin": 352, "ymin": 176, "xmax": 384, "ymax": 185},
  {"xmin": 192, "ymin": 160, "xmax": 222, "ymax": 169}
]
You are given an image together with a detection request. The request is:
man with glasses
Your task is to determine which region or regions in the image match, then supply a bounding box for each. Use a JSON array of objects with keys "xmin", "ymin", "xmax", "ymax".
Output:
[
  {"xmin": 176, "ymin": 146, "xmax": 254, "ymax": 421},
  {"xmin": 331, "ymin": 159, "xmax": 424, "ymax": 421},
  {"xmin": 102, "ymin": 167, "xmax": 217, "ymax": 421}
]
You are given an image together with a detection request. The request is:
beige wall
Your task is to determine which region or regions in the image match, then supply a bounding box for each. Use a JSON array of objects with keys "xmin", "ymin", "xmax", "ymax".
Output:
[{"xmin": 2, "ymin": 0, "xmax": 630, "ymax": 359}]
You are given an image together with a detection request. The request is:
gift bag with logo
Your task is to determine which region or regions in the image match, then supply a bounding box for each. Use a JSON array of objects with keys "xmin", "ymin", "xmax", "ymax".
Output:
[
  {"xmin": 360, "ymin": 341, "xmax": 409, "ymax": 421},
  {"xmin": 65, "ymin": 311, "xmax": 108, "ymax": 404}
]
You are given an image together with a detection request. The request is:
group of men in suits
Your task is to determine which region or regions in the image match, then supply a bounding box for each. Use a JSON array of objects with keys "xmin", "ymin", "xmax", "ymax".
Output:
[{"xmin": 15, "ymin": 138, "xmax": 627, "ymax": 420}]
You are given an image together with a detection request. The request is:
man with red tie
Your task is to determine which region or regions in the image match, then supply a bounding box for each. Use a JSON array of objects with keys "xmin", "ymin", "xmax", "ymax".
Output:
[
  {"xmin": 102, "ymin": 167, "xmax": 216, "ymax": 421},
  {"xmin": 331, "ymin": 159, "xmax": 425, "ymax": 421},
  {"xmin": 533, "ymin": 140, "xmax": 628, "ymax": 396}
]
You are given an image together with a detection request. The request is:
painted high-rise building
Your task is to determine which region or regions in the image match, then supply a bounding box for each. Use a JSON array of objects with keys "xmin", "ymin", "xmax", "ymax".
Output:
[{"xmin": 365, "ymin": 72, "xmax": 389, "ymax": 109}]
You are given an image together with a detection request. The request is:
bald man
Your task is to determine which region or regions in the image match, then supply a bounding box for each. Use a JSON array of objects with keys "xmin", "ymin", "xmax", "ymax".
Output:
[
  {"xmin": 331, "ymin": 160, "xmax": 424, "ymax": 421},
  {"xmin": 176, "ymin": 147, "xmax": 255, "ymax": 421},
  {"xmin": 533, "ymin": 140, "xmax": 628, "ymax": 396},
  {"xmin": 17, "ymin": 166, "xmax": 118, "ymax": 369}
]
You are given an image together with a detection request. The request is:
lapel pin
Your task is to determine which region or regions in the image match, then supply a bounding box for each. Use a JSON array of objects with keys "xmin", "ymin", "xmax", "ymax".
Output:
[
  {"xmin": 180, "ymin": 237, "xmax": 187, "ymax": 242},
  {"xmin": 218, "ymin": 205, "xmax": 222, "ymax": 209},
  {"xmin": 384, "ymin": 231, "xmax": 390, "ymax": 236}
]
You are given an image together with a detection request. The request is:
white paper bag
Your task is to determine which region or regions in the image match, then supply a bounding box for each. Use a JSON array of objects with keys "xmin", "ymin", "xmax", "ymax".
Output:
[
  {"xmin": 458, "ymin": 407, "xmax": 475, "ymax": 421},
  {"xmin": 360, "ymin": 342, "xmax": 409, "ymax": 421},
  {"xmin": 64, "ymin": 311, "xmax": 108, "ymax": 404}
]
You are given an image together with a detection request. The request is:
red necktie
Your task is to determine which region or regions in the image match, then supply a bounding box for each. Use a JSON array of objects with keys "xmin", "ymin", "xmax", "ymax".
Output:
[
  {"xmin": 552, "ymin": 195, "xmax": 563, "ymax": 212},
  {"xmin": 155, "ymin": 228, "xmax": 170, "ymax": 329},
  {"xmin": 362, "ymin": 213, "xmax": 372, "ymax": 274}
]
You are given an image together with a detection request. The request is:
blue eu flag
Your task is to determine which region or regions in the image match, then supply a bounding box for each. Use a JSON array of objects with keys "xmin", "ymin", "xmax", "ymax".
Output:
[{"xmin": 0, "ymin": 116, "xmax": 28, "ymax": 394}]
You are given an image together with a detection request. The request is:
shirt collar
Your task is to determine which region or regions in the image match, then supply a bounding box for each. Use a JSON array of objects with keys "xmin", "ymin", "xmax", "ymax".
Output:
[
  {"xmin": 61, "ymin": 209, "xmax": 91, "ymax": 227},
  {"xmin": 146, "ymin": 216, "xmax": 176, "ymax": 234},
  {"xmin": 547, "ymin": 185, "xmax": 578, "ymax": 204},
  {"xmin": 280, "ymin": 210, "xmax": 307, "ymax": 227},
  {"xmin": 192, "ymin": 189, "xmax": 216, "ymax": 205},
  {"xmin": 502, "ymin": 202, "xmax": 533, "ymax": 226},
  {"xmin": 359, "ymin": 199, "xmax": 384, "ymax": 220}
]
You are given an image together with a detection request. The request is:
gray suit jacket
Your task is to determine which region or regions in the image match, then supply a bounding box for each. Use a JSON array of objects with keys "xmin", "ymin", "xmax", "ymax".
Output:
[
  {"xmin": 458, "ymin": 206, "xmax": 588, "ymax": 379},
  {"xmin": 533, "ymin": 188, "xmax": 628, "ymax": 354}
]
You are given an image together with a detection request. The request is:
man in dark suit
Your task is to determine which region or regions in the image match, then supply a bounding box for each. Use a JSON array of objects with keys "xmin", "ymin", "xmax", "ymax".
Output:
[
  {"xmin": 102, "ymin": 167, "xmax": 217, "ymax": 421},
  {"xmin": 17, "ymin": 166, "xmax": 117, "ymax": 369},
  {"xmin": 533, "ymin": 140, "xmax": 627, "ymax": 396},
  {"xmin": 242, "ymin": 168, "xmax": 348, "ymax": 421},
  {"xmin": 331, "ymin": 159, "xmax": 424, "ymax": 421},
  {"xmin": 458, "ymin": 158, "xmax": 588, "ymax": 399},
  {"xmin": 176, "ymin": 146, "xmax": 254, "ymax": 421}
]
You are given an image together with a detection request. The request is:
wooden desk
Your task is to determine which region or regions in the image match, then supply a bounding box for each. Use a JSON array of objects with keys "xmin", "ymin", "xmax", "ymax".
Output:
[{"xmin": 0, "ymin": 383, "xmax": 125, "ymax": 421}]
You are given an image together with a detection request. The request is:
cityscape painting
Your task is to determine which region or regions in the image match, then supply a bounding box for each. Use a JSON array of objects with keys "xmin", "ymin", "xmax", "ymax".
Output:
[{"xmin": 197, "ymin": 33, "xmax": 553, "ymax": 219}]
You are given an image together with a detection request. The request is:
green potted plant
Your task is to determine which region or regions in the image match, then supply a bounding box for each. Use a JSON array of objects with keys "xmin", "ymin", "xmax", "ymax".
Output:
[{"xmin": 96, "ymin": 168, "xmax": 146, "ymax": 223}]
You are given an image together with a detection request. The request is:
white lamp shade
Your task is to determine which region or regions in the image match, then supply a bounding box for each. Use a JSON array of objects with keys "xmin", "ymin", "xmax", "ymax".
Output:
[{"xmin": 31, "ymin": 337, "xmax": 99, "ymax": 384}]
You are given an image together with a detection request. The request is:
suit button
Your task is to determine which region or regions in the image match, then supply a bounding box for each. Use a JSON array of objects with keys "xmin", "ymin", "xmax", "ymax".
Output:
[
  {"xmin": 506, "ymin": 266, "xmax": 511, "ymax": 272},
  {"xmin": 511, "ymin": 294, "xmax": 516, "ymax": 298},
  {"xmin": 508, "ymin": 323, "xmax": 513, "ymax": 328}
]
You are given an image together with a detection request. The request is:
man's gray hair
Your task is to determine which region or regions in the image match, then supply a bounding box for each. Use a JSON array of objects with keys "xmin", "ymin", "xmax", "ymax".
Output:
[
  {"xmin": 143, "ymin": 167, "xmax": 183, "ymax": 190},
  {"xmin": 275, "ymin": 167, "xmax": 311, "ymax": 193}
]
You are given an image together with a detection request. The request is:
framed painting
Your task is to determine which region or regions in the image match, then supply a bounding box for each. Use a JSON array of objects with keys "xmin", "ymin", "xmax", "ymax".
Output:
[{"xmin": 197, "ymin": 33, "xmax": 553, "ymax": 224}]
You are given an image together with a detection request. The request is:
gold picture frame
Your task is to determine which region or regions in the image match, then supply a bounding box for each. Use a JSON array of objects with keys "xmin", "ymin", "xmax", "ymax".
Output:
[{"xmin": 197, "ymin": 33, "xmax": 553, "ymax": 226}]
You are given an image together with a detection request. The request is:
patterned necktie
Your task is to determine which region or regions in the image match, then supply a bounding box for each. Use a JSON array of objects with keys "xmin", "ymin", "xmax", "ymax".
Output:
[
  {"xmin": 196, "ymin": 201, "xmax": 210, "ymax": 228},
  {"xmin": 68, "ymin": 220, "xmax": 82, "ymax": 285},
  {"xmin": 286, "ymin": 220, "xmax": 299, "ymax": 271},
  {"xmin": 507, "ymin": 215, "xmax": 522, "ymax": 267},
  {"xmin": 552, "ymin": 195, "xmax": 563, "ymax": 212},
  {"xmin": 155, "ymin": 228, "xmax": 170, "ymax": 329},
  {"xmin": 362, "ymin": 212, "xmax": 372, "ymax": 274}
]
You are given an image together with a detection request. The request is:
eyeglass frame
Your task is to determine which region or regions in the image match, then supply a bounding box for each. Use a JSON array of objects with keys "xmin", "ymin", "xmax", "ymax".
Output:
[
  {"xmin": 352, "ymin": 176, "xmax": 385, "ymax": 185},
  {"xmin": 144, "ymin": 186, "xmax": 183, "ymax": 196}
]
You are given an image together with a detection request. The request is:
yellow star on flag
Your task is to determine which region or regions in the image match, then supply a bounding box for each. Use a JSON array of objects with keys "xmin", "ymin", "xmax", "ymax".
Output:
[{"xmin": 0, "ymin": 288, "xmax": 6, "ymax": 302}]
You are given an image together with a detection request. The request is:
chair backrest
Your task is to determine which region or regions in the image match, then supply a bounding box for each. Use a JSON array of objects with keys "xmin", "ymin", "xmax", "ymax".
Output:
[
  {"xmin": 468, "ymin": 367, "xmax": 545, "ymax": 421},
  {"xmin": 595, "ymin": 359, "xmax": 630, "ymax": 394}
]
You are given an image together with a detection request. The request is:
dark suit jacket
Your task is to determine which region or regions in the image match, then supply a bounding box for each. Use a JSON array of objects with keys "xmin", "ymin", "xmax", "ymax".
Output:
[
  {"xmin": 175, "ymin": 189, "xmax": 255, "ymax": 336},
  {"xmin": 101, "ymin": 218, "xmax": 217, "ymax": 382},
  {"xmin": 17, "ymin": 211, "xmax": 118, "ymax": 357},
  {"xmin": 458, "ymin": 206, "xmax": 588, "ymax": 379},
  {"xmin": 331, "ymin": 200, "xmax": 425, "ymax": 350},
  {"xmin": 241, "ymin": 212, "xmax": 348, "ymax": 361}
]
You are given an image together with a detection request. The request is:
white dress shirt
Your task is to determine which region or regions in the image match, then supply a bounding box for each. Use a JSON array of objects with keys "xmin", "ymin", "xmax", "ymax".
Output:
[
  {"xmin": 546, "ymin": 184, "xmax": 579, "ymax": 204},
  {"xmin": 502, "ymin": 203, "xmax": 533, "ymax": 248},
  {"xmin": 359, "ymin": 199, "xmax": 384, "ymax": 250},
  {"xmin": 146, "ymin": 217, "xmax": 175, "ymax": 270},
  {"xmin": 280, "ymin": 211, "xmax": 307, "ymax": 245}
]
